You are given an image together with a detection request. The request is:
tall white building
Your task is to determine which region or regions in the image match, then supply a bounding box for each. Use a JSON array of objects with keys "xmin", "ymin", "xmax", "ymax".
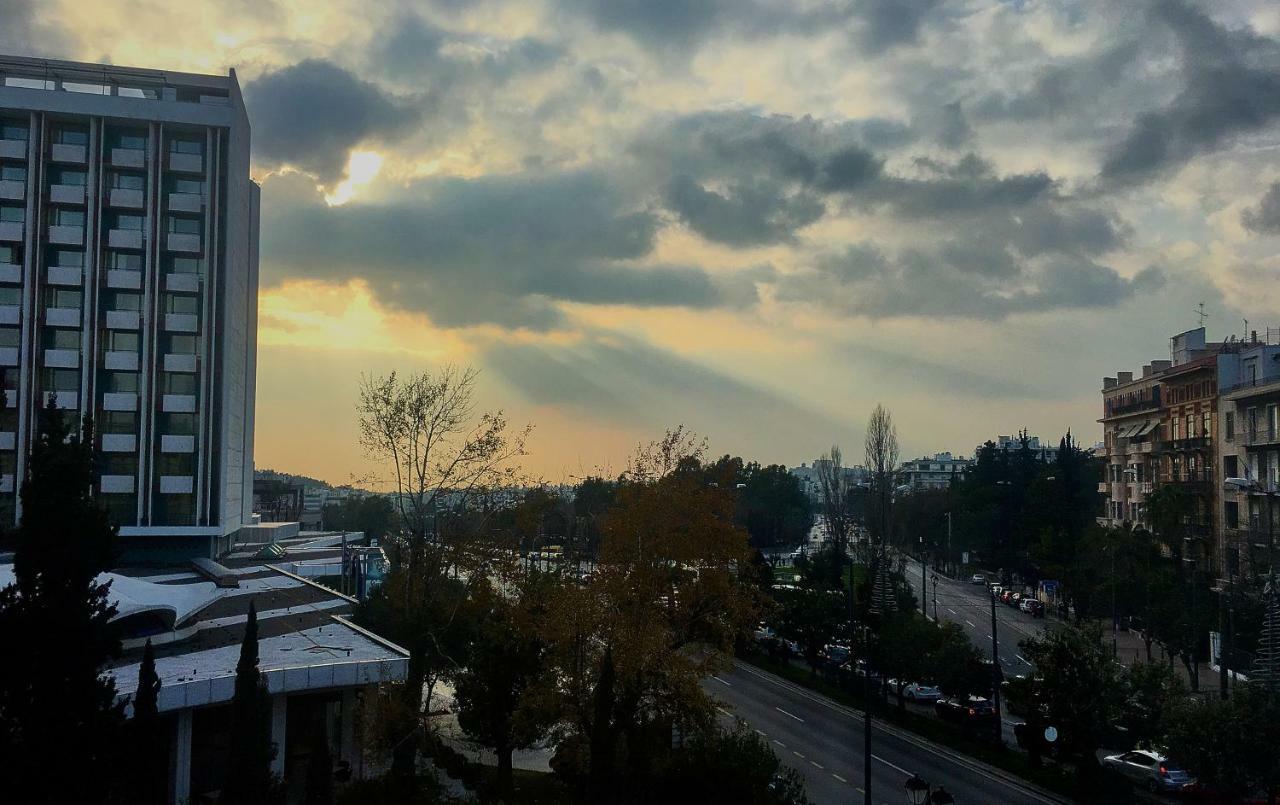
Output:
[
  {"xmin": 901, "ymin": 452, "xmax": 970, "ymax": 490},
  {"xmin": 0, "ymin": 55, "xmax": 258, "ymax": 557}
]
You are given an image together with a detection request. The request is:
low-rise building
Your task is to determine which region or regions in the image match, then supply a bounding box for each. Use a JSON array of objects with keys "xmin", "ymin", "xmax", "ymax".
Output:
[{"xmin": 900, "ymin": 452, "xmax": 970, "ymax": 490}]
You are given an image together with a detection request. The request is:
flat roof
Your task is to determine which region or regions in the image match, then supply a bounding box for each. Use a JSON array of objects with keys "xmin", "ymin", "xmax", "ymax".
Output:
[{"xmin": 0, "ymin": 53, "xmax": 233, "ymax": 91}]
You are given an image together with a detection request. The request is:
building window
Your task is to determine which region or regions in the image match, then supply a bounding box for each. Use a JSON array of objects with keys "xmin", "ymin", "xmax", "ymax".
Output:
[
  {"xmin": 1226, "ymin": 411, "xmax": 1235, "ymax": 441},
  {"xmin": 168, "ymin": 177, "xmax": 204, "ymax": 195},
  {"xmin": 169, "ymin": 138, "xmax": 202, "ymax": 155},
  {"xmin": 0, "ymin": 287, "xmax": 20, "ymax": 306},
  {"xmin": 166, "ymin": 215, "xmax": 200, "ymax": 235},
  {"xmin": 100, "ymin": 411, "xmax": 136, "ymax": 434},
  {"xmin": 0, "ymin": 120, "xmax": 29, "ymax": 140},
  {"xmin": 50, "ymin": 208, "xmax": 84, "ymax": 227},
  {"xmin": 103, "ymin": 454, "xmax": 137, "ymax": 476},
  {"xmin": 0, "ymin": 328, "xmax": 18, "ymax": 347},
  {"xmin": 156, "ymin": 492, "xmax": 195, "ymax": 526},
  {"xmin": 52, "ymin": 126, "xmax": 88, "ymax": 146},
  {"xmin": 103, "ymin": 371, "xmax": 138, "ymax": 393},
  {"xmin": 0, "ymin": 204, "xmax": 24, "ymax": 223},
  {"xmin": 44, "ymin": 288, "xmax": 81, "ymax": 309},
  {"xmin": 1225, "ymin": 455, "xmax": 1239, "ymax": 478},
  {"xmin": 108, "ymin": 171, "xmax": 145, "ymax": 191},
  {"xmin": 107, "ymin": 291, "xmax": 141, "ymax": 311},
  {"xmin": 105, "ymin": 251, "xmax": 143, "ymax": 271},
  {"xmin": 43, "ymin": 329, "xmax": 79, "ymax": 350},
  {"xmin": 101, "ymin": 493, "xmax": 136, "ymax": 526},
  {"xmin": 108, "ymin": 331, "xmax": 139, "ymax": 352},
  {"xmin": 110, "ymin": 129, "xmax": 147, "ymax": 150},
  {"xmin": 47, "ymin": 248, "xmax": 84, "ymax": 267},
  {"xmin": 110, "ymin": 213, "xmax": 143, "ymax": 231},
  {"xmin": 165, "ymin": 256, "xmax": 203, "ymax": 275},
  {"xmin": 1172, "ymin": 418, "xmax": 1182, "ymax": 441},
  {"xmin": 48, "ymin": 166, "xmax": 86, "ymax": 186},
  {"xmin": 0, "ymin": 164, "xmax": 26, "ymax": 182},
  {"xmin": 161, "ymin": 412, "xmax": 196, "ymax": 435},
  {"xmin": 163, "ymin": 334, "xmax": 198, "ymax": 354},
  {"xmin": 40, "ymin": 368, "xmax": 78, "ymax": 392},
  {"xmin": 1226, "ymin": 501, "xmax": 1239, "ymax": 529},
  {"xmin": 156, "ymin": 453, "xmax": 194, "ymax": 475},
  {"xmin": 0, "ymin": 244, "xmax": 18, "ymax": 264},
  {"xmin": 164, "ymin": 293, "xmax": 198, "ymax": 314},
  {"xmin": 162, "ymin": 373, "xmax": 196, "ymax": 395}
]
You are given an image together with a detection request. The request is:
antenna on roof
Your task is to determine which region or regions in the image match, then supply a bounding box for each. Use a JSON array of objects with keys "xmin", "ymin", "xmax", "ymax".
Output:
[
  {"xmin": 1193, "ymin": 302, "xmax": 1208, "ymax": 327},
  {"xmin": 1244, "ymin": 318, "xmax": 1249, "ymax": 341}
]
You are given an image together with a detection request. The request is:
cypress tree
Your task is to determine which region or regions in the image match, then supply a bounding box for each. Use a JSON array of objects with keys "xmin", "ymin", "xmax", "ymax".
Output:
[
  {"xmin": 0, "ymin": 399, "xmax": 123, "ymax": 803},
  {"xmin": 220, "ymin": 601, "xmax": 280, "ymax": 805},
  {"xmin": 130, "ymin": 639, "xmax": 166, "ymax": 805}
]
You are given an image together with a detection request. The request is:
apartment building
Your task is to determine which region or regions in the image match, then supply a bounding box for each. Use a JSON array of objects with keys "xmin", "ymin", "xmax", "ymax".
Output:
[
  {"xmin": 1216, "ymin": 336, "xmax": 1280, "ymax": 580},
  {"xmin": 1099, "ymin": 362, "xmax": 1167, "ymax": 527},
  {"xmin": 0, "ymin": 55, "xmax": 258, "ymax": 557},
  {"xmin": 978, "ymin": 434, "xmax": 1061, "ymax": 464},
  {"xmin": 901, "ymin": 452, "xmax": 970, "ymax": 490}
]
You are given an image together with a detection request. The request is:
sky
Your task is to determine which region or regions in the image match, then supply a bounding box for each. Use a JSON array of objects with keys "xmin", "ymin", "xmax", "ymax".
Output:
[{"xmin": 6, "ymin": 0, "xmax": 1280, "ymax": 485}]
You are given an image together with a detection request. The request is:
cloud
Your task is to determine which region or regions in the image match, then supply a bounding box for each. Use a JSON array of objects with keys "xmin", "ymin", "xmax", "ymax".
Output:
[
  {"xmin": 1242, "ymin": 181, "xmax": 1280, "ymax": 234},
  {"xmin": 244, "ymin": 59, "xmax": 422, "ymax": 183},
  {"xmin": 854, "ymin": 0, "xmax": 946, "ymax": 54},
  {"xmin": 259, "ymin": 171, "xmax": 762, "ymax": 329},
  {"xmin": 0, "ymin": 0, "xmax": 76, "ymax": 57},
  {"xmin": 369, "ymin": 12, "xmax": 563, "ymax": 85},
  {"xmin": 663, "ymin": 175, "xmax": 825, "ymax": 246},
  {"xmin": 1100, "ymin": 1, "xmax": 1280, "ymax": 186}
]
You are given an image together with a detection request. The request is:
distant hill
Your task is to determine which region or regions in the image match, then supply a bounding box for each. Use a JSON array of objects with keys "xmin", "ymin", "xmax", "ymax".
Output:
[{"xmin": 255, "ymin": 468, "xmax": 335, "ymax": 490}]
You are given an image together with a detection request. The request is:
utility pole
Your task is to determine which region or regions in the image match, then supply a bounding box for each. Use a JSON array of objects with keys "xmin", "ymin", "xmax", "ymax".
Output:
[
  {"xmin": 990, "ymin": 586, "xmax": 1003, "ymax": 744},
  {"xmin": 945, "ymin": 512, "xmax": 952, "ymax": 576},
  {"xmin": 921, "ymin": 537, "xmax": 928, "ymax": 616}
]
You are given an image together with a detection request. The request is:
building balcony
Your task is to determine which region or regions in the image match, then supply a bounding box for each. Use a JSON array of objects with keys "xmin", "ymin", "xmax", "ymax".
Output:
[
  {"xmin": 47, "ymin": 265, "xmax": 82, "ymax": 285},
  {"xmin": 0, "ymin": 139, "xmax": 27, "ymax": 159},
  {"xmin": 1243, "ymin": 426, "xmax": 1280, "ymax": 449},
  {"xmin": 1163, "ymin": 471, "xmax": 1215, "ymax": 491},
  {"xmin": 107, "ymin": 188, "xmax": 144, "ymax": 209},
  {"xmin": 159, "ymin": 475, "xmax": 194, "ymax": 494},
  {"xmin": 103, "ymin": 350, "xmax": 138, "ymax": 371},
  {"xmin": 101, "ymin": 433, "xmax": 136, "ymax": 453},
  {"xmin": 165, "ymin": 232, "xmax": 200, "ymax": 253},
  {"xmin": 110, "ymin": 147, "xmax": 146, "ymax": 169},
  {"xmin": 47, "ymin": 224, "xmax": 83, "ymax": 245},
  {"xmin": 161, "ymin": 434, "xmax": 195, "ymax": 453},
  {"xmin": 165, "ymin": 273, "xmax": 199, "ymax": 293},
  {"xmin": 164, "ymin": 313, "xmax": 198, "ymax": 332},
  {"xmin": 100, "ymin": 474, "xmax": 135, "ymax": 494},
  {"xmin": 104, "ymin": 310, "xmax": 140, "ymax": 330},
  {"xmin": 106, "ymin": 269, "xmax": 141, "ymax": 290},
  {"xmin": 0, "ymin": 263, "xmax": 19, "ymax": 283},
  {"xmin": 168, "ymin": 152, "xmax": 202, "ymax": 174},
  {"xmin": 49, "ymin": 143, "xmax": 86, "ymax": 164},
  {"xmin": 48, "ymin": 184, "xmax": 84, "ymax": 205},
  {"xmin": 163, "ymin": 353, "xmax": 197, "ymax": 373},
  {"xmin": 0, "ymin": 474, "xmax": 12, "ymax": 494},
  {"xmin": 1158, "ymin": 436, "xmax": 1212, "ymax": 452},
  {"xmin": 43, "ymin": 390, "xmax": 77, "ymax": 409},
  {"xmin": 162, "ymin": 394, "xmax": 196, "ymax": 413},
  {"xmin": 1098, "ymin": 482, "xmax": 1108, "ymax": 493},
  {"xmin": 0, "ymin": 221, "xmax": 23, "ymax": 241},
  {"xmin": 0, "ymin": 305, "xmax": 18, "ymax": 325},
  {"xmin": 0, "ymin": 347, "xmax": 17, "ymax": 366},
  {"xmin": 45, "ymin": 306, "xmax": 80, "ymax": 327},
  {"xmin": 43, "ymin": 348, "xmax": 79, "ymax": 368},
  {"xmin": 167, "ymin": 192, "xmax": 202, "ymax": 213},
  {"xmin": 0, "ymin": 180, "xmax": 24, "ymax": 201},
  {"xmin": 0, "ymin": 432, "xmax": 14, "ymax": 450},
  {"xmin": 101, "ymin": 392, "xmax": 137, "ymax": 412},
  {"xmin": 1139, "ymin": 481, "xmax": 1154, "ymax": 494},
  {"xmin": 108, "ymin": 229, "xmax": 143, "ymax": 249}
]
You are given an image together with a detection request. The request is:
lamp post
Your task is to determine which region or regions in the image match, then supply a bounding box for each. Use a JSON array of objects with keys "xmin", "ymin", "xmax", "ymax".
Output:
[{"xmin": 903, "ymin": 774, "xmax": 954, "ymax": 805}]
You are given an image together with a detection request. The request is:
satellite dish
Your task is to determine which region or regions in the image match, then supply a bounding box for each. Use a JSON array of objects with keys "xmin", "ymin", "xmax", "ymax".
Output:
[{"xmin": 1044, "ymin": 726, "xmax": 1058, "ymax": 743}]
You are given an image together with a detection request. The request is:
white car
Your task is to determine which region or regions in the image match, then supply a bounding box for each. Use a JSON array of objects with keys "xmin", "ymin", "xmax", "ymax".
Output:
[
  {"xmin": 1101, "ymin": 749, "xmax": 1196, "ymax": 794},
  {"xmin": 970, "ymin": 573, "xmax": 987, "ymax": 585},
  {"xmin": 903, "ymin": 682, "xmax": 942, "ymax": 702}
]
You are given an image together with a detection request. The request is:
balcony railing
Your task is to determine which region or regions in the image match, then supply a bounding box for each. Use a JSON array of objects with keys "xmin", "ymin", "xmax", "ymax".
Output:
[
  {"xmin": 1105, "ymin": 397, "xmax": 1161, "ymax": 417},
  {"xmin": 1158, "ymin": 436, "xmax": 1211, "ymax": 451},
  {"xmin": 1243, "ymin": 425, "xmax": 1280, "ymax": 448},
  {"xmin": 1163, "ymin": 469, "xmax": 1215, "ymax": 488}
]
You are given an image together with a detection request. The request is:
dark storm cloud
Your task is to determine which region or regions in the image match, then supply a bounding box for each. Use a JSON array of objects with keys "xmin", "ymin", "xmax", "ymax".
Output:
[
  {"xmin": 1242, "ymin": 182, "xmax": 1280, "ymax": 235},
  {"xmin": 663, "ymin": 175, "xmax": 825, "ymax": 246},
  {"xmin": 0, "ymin": 0, "xmax": 75, "ymax": 57},
  {"xmin": 259, "ymin": 171, "xmax": 763, "ymax": 329},
  {"xmin": 484, "ymin": 333, "xmax": 843, "ymax": 435},
  {"xmin": 244, "ymin": 59, "xmax": 422, "ymax": 183},
  {"xmin": 779, "ymin": 246, "xmax": 1161, "ymax": 320},
  {"xmin": 855, "ymin": 0, "xmax": 945, "ymax": 54},
  {"xmin": 1100, "ymin": 0, "xmax": 1280, "ymax": 186}
]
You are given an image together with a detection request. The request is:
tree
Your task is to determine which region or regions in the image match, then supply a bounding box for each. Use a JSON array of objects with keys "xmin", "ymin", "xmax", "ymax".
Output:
[
  {"xmin": 1163, "ymin": 683, "xmax": 1280, "ymax": 803},
  {"xmin": 453, "ymin": 574, "xmax": 554, "ymax": 797},
  {"xmin": 0, "ymin": 400, "xmax": 124, "ymax": 803},
  {"xmin": 877, "ymin": 612, "xmax": 933, "ymax": 709},
  {"xmin": 356, "ymin": 366, "xmax": 529, "ymax": 778},
  {"xmin": 927, "ymin": 622, "xmax": 990, "ymax": 700},
  {"xmin": 659, "ymin": 724, "xmax": 808, "ymax": 804},
  {"xmin": 1018, "ymin": 624, "xmax": 1125, "ymax": 772},
  {"xmin": 322, "ymin": 495, "xmax": 396, "ymax": 544},
  {"xmin": 220, "ymin": 601, "xmax": 280, "ymax": 805},
  {"xmin": 1118, "ymin": 661, "xmax": 1182, "ymax": 747},
  {"xmin": 128, "ymin": 639, "xmax": 166, "ymax": 805},
  {"xmin": 540, "ymin": 428, "xmax": 758, "ymax": 801},
  {"xmin": 772, "ymin": 586, "xmax": 845, "ymax": 676}
]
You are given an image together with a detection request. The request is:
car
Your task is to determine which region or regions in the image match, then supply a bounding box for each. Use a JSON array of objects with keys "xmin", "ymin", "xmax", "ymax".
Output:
[
  {"xmin": 1101, "ymin": 749, "xmax": 1196, "ymax": 794},
  {"xmin": 1021, "ymin": 599, "xmax": 1046, "ymax": 617},
  {"xmin": 903, "ymin": 682, "xmax": 942, "ymax": 702},
  {"xmin": 989, "ymin": 583, "xmax": 1004, "ymax": 596},
  {"xmin": 999, "ymin": 590, "xmax": 1013, "ymax": 604},
  {"xmin": 935, "ymin": 695, "xmax": 998, "ymax": 726},
  {"xmin": 1008, "ymin": 592, "xmax": 1024, "ymax": 607},
  {"xmin": 969, "ymin": 573, "xmax": 987, "ymax": 585}
]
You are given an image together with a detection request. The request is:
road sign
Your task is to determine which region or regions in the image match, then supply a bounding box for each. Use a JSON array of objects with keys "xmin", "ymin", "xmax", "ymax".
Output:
[{"xmin": 1044, "ymin": 726, "xmax": 1058, "ymax": 743}]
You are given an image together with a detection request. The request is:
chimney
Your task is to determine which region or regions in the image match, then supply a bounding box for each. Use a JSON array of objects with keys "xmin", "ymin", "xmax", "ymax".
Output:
[
  {"xmin": 1117, "ymin": 371, "xmax": 1133, "ymax": 384},
  {"xmin": 1142, "ymin": 364, "xmax": 1153, "ymax": 377},
  {"xmin": 1151, "ymin": 360, "xmax": 1170, "ymax": 373},
  {"xmin": 1252, "ymin": 330, "xmax": 1259, "ymax": 343},
  {"xmin": 1103, "ymin": 377, "xmax": 1117, "ymax": 389}
]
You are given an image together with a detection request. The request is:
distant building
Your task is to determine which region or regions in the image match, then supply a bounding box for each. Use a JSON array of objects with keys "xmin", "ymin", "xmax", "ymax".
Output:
[
  {"xmin": 900, "ymin": 452, "xmax": 970, "ymax": 490},
  {"xmin": 790, "ymin": 459, "xmax": 868, "ymax": 501},
  {"xmin": 978, "ymin": 434, "xmax": 1060, "ymax": 464}
]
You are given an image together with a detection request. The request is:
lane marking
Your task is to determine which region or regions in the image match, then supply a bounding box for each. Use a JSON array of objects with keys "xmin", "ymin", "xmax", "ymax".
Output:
[
  {"xmin": 856, "ymin": 787, "xmax": 865, "ymax": 794},
  {"xmin": 1018, "ymin": 655, "xmax": 1032, "ymax": 665},
  {"xmin": 716, "ymin": 706, "xmax": 733, "ymax": 717},
  {"xmin": 832, "ymin": 773, "xmax": 847, "ymax": 783},
  {"xmin": 965, "ymin": 620, "xmax": 976, "ymax": 628},
  {"xmin": 774, "ymin": 706, "xmax": 804, "ymax": 722},
  {"xmin": 754, "ymin": 729, "xmax": 766, "ymax": 737},
  {"xmin": 947, "ymin": 608, "xmax": 957, "ymax": 614},
  {"xmin": 712, "ymin": 675, "xmax": 732, "ymax": 686},
  {"xmin": 773, "ymin": 739, "xmax": 786, "ymax": 748},
  {"xmin": 872, "ymin": 753, "xmax": 913, "ymax": 776},
  {"xmin": 793, "ymin": 750, "xmax": 805, "ymax": 759},
  {"xmin": 810, "ymin": 760, "xmax": 824, "ymax": 769}
]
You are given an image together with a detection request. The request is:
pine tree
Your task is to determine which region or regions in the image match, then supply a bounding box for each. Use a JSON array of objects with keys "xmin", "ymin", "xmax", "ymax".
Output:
[
  {"xmin": 0, "ymin": 400, "xmax": 124, "ymax": 803},
  {"xmin": 130, "ymin": 639, "xmax": 166, "ymax": 805},
  {"xmin": 1254, "ymin": 578, "xmax": 1280, "ymax": 691},
  {"xmin": 220, "ymin": 601, "xmax": 280, "ymax": 805}
]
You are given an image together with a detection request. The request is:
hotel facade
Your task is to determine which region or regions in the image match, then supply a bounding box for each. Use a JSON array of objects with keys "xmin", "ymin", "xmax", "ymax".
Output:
[{"xmin": 0, "ymin": 55, "xmax": 258, "ymax": 557}]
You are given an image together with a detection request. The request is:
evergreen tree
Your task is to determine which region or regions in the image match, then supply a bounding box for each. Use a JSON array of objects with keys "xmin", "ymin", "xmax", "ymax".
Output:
[
  {"xmin": 129, "ymin": 639, "xmax": 166, "ymax": 805},
  {"xmin": 0, "ymin": 400, "xmax": 124, "ymax": 803},
  {"xmin": 220, "ymin": 601, "xmax": 280, "ymax": 805}
]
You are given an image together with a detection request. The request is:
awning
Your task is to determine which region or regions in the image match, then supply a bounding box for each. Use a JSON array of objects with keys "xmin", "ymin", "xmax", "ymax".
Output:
[{"xmin": 1135, "ymin": 420, "xmax": 1159, "ymax": 437}]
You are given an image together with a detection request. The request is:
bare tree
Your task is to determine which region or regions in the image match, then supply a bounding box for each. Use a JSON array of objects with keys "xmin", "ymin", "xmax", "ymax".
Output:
[
  {"xmin": 863, "ymin": 403, "xmax": 899, "ymax": 548},
  {"xmin": 816, "ymin": 445, "xmax": 856, "ymax": 551},
  {"xmin": 356, "ymin": 365, "xmax": 530, "ymax": 779}
]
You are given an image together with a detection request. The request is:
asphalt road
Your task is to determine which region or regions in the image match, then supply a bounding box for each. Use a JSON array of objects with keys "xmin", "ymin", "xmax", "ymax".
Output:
[{"xmin": 708, "ymin": 660, "xmax": 1066, "ymax": 805}]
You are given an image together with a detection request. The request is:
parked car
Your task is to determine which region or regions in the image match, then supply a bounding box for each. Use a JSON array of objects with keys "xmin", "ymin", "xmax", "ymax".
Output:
[
  {"xmin": 1020, "ymin": 598, "xmax": 1046, "ymax": 617},
  {"xmin": 935, "ymin": 696, "xmax": 998, "ymax": 727},
  {"xmin": 989, "ymin": 584, "xmax": 1004, "ymax": 596},
  {"xmin": 999, "ymin": 590, "xmax": 1014, "ymax": 604},
  {"xmin": 1101, "ymin": 749, "xmax": 1196, "ymax": 794},
  {"xmin": 1007, "ymin": 592, "xmax": 1024, "ymax": 607},
  {"xmin": 969, "ymin": 573, "xmax": 987, "ymax": 585},
  {"xmin": 902, "ymin": 682, "xmax": 942, "ymax": 702}
]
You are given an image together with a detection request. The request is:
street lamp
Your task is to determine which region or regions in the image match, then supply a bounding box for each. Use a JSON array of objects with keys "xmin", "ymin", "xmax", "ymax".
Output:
[{"xmin": 903, "ymin": 774, "xmax": 930, "ymax": 805}]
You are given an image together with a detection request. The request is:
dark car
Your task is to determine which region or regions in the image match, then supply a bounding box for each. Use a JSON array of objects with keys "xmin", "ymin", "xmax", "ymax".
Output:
[
  {"xmin": 934, "ymin": 696, "xmax": 998, "ymax": 727},
  {"xmin": 1000, "ymin": 590, "xmax": 1014, "ymax": 605},
  {"xmin": 1022, "ymin": 599, "xmax": 1045, "ymax": 617}
]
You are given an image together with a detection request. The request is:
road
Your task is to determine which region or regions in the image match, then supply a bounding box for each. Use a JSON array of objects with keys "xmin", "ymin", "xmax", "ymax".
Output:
[{"xmin": 708, "ymin": 660, "xmax": 1066, "ymax": 805}]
